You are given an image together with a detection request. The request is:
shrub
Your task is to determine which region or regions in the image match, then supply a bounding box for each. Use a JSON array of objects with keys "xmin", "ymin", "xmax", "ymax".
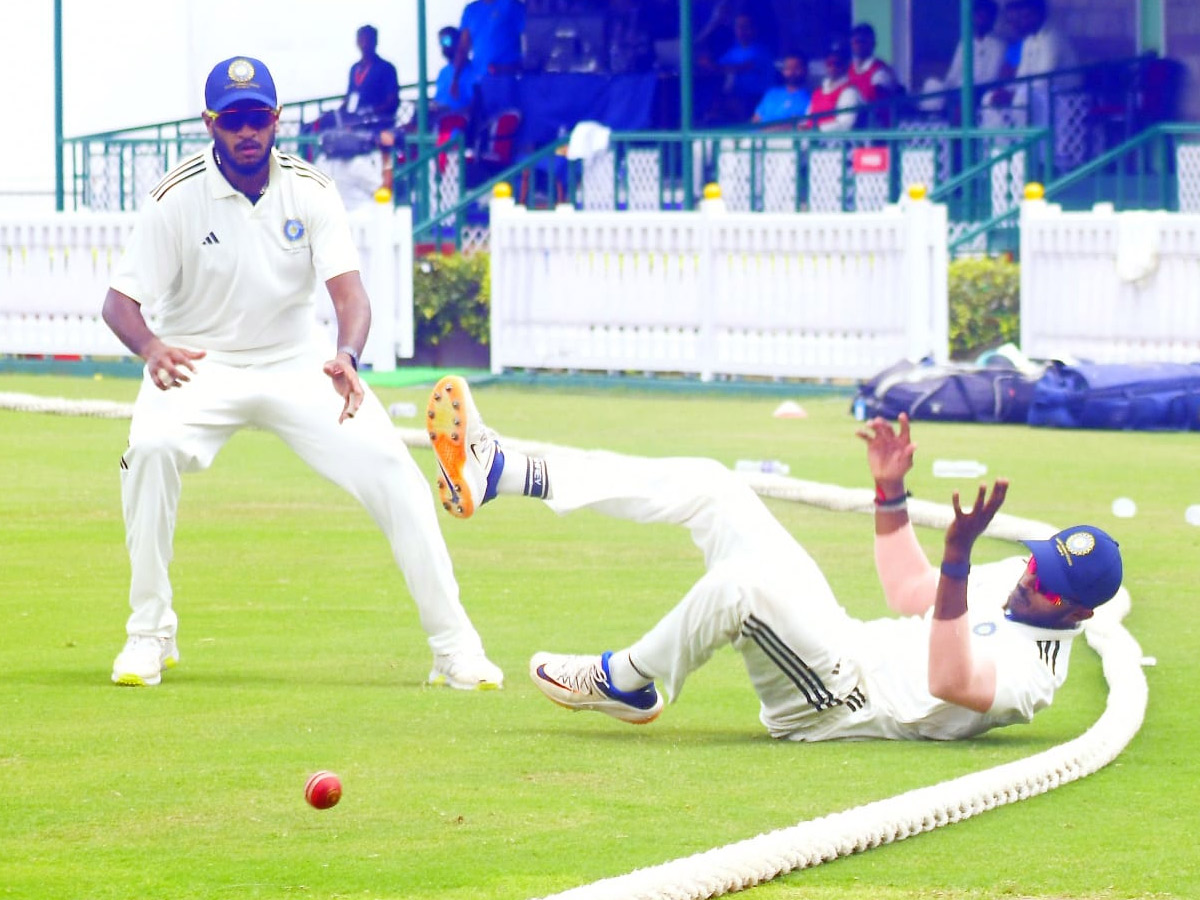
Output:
[
  {"xmin": 413, "ymin": 251, "xmax": 490, "ymax": 347},
  {"xmin": 948, "ymin": 255, "xmax": 1020, "ymax": 360}
]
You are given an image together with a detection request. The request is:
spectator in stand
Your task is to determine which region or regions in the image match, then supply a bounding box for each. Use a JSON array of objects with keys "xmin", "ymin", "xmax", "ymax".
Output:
[
  {"xmin": 752, "ymin": 53, "xmax": 811, "ymax": 127},
  {"xmin": 1012, "ymin": 0, "xmax": 1079, "ymax": 81},
  {"xmin": 302, "ymin": 25, "xmax": 399, "ymax": 149},
  {"xmin": 341, "ymin": 25, "xmax": 400, "ymax": 126},
  {"xmin": 805, "ymin": 39, "xmax": 863, "ymax": 133},
  {"xmin": 984, "ymin": 0, "xmax": 1078, "ymax": 126},
  {"xmin": 921, "ymin": 0, "xmax": 1009, "ymax": 120},
  {"xmin": 943, "ymin": 0, "xmax": 1009, "ymax": 90},
  {"xmin": 848, "ymin": 23, "xmax": 902, "ymax": 126},
  {"xmin": 701, "ymin": 12, "xmax": 779, "ymax": 124},
  {"xmin": 433, "ymin": 26, "xmax": 477, "ymax": 116},
  {"xmin": 451, "ymin": 0, "xmax": 526, "ymax": 103}
]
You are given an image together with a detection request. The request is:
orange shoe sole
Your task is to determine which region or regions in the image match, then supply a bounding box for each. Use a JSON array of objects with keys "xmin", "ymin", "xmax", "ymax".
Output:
[{"xmin": 427, "ymin": 375, "xmax": 475, "ymax": 518}]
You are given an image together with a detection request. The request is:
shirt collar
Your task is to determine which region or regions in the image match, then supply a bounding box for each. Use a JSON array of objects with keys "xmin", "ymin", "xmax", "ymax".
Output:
[
  {"xmin": 1002, "ymin": 615, "xmax": 1084, "ymax": 639},
  {"xmin": 207, "ymin": 144, "xmax": 280, "ymax": 199}
]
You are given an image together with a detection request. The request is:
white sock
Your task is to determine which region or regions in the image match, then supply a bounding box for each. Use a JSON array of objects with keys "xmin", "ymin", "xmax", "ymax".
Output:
[
  {"xmin": 607, "ymin": 650, "xmax": 652, "ymax": 692},
  {"xmin": 496, "ymin": 448, "xmax": 552, "ymax": 499}
]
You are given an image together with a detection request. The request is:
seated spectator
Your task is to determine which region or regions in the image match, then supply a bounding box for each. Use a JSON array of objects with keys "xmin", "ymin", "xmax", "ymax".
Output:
[
  {"xmin": 848, "ymin": 22, "xmax": 902, "ymax": 125},
  {"xmin": 805, "ymin": 39, "xmax": 863, "ymax": 132},
  {"xmin": 433, "ymin": 26, "xmax": 478, "ymax": 116},
  {"xmin": 752, "ymin": 53, "xmax": 811, "ymax": 126},
  {"xmin": 451, "ymin": 0, "xmax": 526, "ymax": 103},
  {"xmin": 701, "ymin": 12, "xmax": 779, "ymax": 124}
]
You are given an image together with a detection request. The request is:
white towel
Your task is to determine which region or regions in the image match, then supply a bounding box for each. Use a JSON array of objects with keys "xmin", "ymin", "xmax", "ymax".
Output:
[
  {"xmin": 567, "ymin": 121, "xmax": 612, "ymax": 161},
  {"xmin": 1115, "ymin": 210, "xmax": 1161, "ymax": 285}
]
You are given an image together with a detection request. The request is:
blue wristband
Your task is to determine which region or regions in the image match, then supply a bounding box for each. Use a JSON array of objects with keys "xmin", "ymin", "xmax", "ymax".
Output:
[{"xmin": 940, "ymin": 560, "xmax": 971, "ymax": 580}]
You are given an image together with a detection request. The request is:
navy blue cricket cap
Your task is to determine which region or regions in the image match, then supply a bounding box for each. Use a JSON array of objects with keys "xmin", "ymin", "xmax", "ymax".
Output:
[
  {"xmin": 205, "ymin": 57, "xmax": 278, "ymax": 114},
  {"xmin": 1021, "ymin": 525, "xmax": 1123, "ymax": 609}
]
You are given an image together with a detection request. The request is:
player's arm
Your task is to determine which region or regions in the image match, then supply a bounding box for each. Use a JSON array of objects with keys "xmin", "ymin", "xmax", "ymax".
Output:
[
  {"xmin": 102, "ymin": 200, "xmax": 203, "ymax": 390},
  {"xmin": 927, "ymin": 481, "xmax": 1008, "ymax": 712},
  {"xmin": 323, "ymin": 271, "xmax": 370, "ymax": 423},
  {"xmin": 857, "ymin": 413, "xmax": 938, "ymax": 615}
]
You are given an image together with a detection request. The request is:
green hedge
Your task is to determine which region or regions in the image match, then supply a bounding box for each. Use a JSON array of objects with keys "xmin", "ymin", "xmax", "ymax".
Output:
[
  {"xmin": 413, "ymin": 251, "xmax": 490, "ymax": 347},
  {"xmin": 948, "ymin": 256, "xmax": 1020, "ymax": 360}
]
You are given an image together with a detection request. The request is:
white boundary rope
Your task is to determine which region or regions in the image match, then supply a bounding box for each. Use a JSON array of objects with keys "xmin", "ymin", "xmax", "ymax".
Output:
[{"xmin": 3, "ymin": 395, "xmax": 1148, "ymax": 900}]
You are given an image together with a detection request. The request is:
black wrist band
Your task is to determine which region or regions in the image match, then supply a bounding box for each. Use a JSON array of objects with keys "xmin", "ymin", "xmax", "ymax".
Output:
[
  {"xmin": 939, "ymin": 560, "xmax": 971, "ymax": 580},
  {"xmin": 874, "ymin": 483, "xmax": 910, "ymax": 507},
  {"xmin": 338, "ymin": 346, "xmax": 359, "ymax": 371}
]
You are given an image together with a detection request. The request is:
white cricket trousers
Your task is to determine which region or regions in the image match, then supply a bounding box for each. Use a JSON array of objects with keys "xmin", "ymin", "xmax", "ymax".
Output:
[
  {"xmin": 119, "ymin": 354, "xmax": 484, "ymax": 657},
  {"xmin": 545, "ymin": 450, "xmax": 869, "ymax": 740}
]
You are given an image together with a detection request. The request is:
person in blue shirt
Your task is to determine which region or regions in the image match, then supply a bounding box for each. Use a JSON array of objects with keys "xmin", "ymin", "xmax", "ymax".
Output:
[
  {"xmin": 752, "ymin": 53, "xmax": 811, "ymax": 126},
  {"xmin": 450, "ymin": 0, "xmax": 526, "ymax": 103},
  {"xmin": 433, "ymin": 26, "xmax": 477, "ymax": 115},
  {"xmin": 703, "ymin": 13, "xmax": 778, "ymax": 124}
]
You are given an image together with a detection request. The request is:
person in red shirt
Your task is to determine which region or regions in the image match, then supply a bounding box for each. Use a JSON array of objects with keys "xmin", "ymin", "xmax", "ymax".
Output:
[
  {"xmin": 848, "ymin": 23, "xmax": 902, "ymax": 126},
  {"xmin": 804, "ymin": 39, "xmax": 863, "ymax": 132}
]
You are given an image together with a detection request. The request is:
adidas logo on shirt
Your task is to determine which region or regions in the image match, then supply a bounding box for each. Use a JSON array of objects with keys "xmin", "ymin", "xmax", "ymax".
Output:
[{"xmin": 202, "ymin": 231, "xmax": 220, "ymax": 245}]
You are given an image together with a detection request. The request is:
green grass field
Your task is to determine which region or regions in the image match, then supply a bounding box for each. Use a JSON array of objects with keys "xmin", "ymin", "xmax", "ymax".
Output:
[{"xmin": 1, "ymin": 372, "xmax": 1196, "ymax": 900}]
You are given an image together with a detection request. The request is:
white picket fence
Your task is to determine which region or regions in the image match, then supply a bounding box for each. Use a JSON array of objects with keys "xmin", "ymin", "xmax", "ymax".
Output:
[
  {"xmin": 0, "ymin": 204, "xmax": 414, "ymax": 371},
  {"xmin": 8, "ymin": 197, "xmax": 1200, "ymax": 378},
  {"xmin": 1020, "ymin": 200, "xmax": 1200, "ymax": 364},
  {"xmin": 488, "ymin": 195, "xmax": 950, "ymax": 380}
]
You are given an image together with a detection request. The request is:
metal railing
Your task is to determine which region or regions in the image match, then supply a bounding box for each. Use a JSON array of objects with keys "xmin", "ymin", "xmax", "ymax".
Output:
[
  {"xmin": 400, "ymin": 125, "xmax": 1050, "ymax": 252},
  {"xmin": 947, "ymin": 123, "xmax": 1200, "ymax": 256},
  {"xmin": 62, "ymin": 84, "xmax": 426, "ymax": 210}
]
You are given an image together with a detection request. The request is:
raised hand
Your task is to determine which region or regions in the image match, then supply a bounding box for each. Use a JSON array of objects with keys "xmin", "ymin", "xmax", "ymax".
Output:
[
  {"xmin": 856, "ymin": 412, "xmax": 916, "ymax": 486},
  {"xmin": 945, "ymin": 480, "xmax": 1010, "ymax": 554}
]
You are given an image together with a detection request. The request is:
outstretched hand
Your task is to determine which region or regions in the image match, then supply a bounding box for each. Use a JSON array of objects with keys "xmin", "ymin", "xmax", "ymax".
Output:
[
  {"xmin": 856, "ymin": 413, "xmax": 916, "ymax": 485},
  {"xmin": 323, "ymin": 356, "xmax": 365, "ymax": 423},
  {"xmin": 946, "ymin": 480, "xmax": 1010, "ymax": 553}
]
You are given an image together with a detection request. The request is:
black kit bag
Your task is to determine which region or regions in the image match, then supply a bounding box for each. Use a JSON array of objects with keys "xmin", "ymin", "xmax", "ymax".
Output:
[
  {"xmin": 1028, "ymin": 361, "xmax": 1200, "ymax": 430},
  {"xmin": 853, "ymin": 358, "xmax": 1042, "ymax": 424}
]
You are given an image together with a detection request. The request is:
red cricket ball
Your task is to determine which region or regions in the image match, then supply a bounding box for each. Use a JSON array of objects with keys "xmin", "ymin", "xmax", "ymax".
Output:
[{"xmin": 304, "ymin": 770, "xmax": 342, "ymax": 810}]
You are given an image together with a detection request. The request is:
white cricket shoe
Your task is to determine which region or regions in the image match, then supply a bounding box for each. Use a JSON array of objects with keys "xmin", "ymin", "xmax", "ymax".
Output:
[
  {"xmin": 530, "ymin": 651, "xmax": 663, "ymax": 724},
  {"xmin": 428, "ymin": 651, "xmax": 504, "ymax": 690},
  {"xmin": 427, "ymin": 375, "xmax": 501, "ymax": 519},
  {"xmin": 112, "ymin": 635, "xmax": 179, "ymax": 687}
]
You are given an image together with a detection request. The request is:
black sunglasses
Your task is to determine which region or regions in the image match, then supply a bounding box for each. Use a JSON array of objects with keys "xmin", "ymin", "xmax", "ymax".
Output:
[{"xmin": 207, "ymin": 107, "xmax": 278, "ymax": 131}]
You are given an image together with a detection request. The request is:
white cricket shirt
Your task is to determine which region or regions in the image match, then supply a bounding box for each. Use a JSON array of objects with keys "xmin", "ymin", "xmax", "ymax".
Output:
[
  {"xmin": 111, "ymin": 145, "xmax": 360, "ymax": 364},
  {"xmin": 854, "ymin": 556, "xmax": 1078, "ymax": 740}
]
